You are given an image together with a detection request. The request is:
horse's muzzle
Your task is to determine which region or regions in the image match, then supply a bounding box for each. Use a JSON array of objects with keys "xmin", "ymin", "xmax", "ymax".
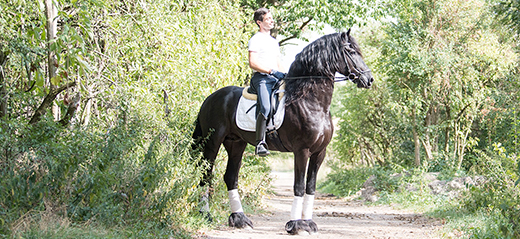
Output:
[{"xmin": 356, "ymin": 73, "xmax": 374, "ymax": 89}]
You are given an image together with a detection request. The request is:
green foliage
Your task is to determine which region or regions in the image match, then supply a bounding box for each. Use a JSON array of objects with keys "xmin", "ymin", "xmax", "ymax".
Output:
[
  {"xmin": 0, "ymin": 96, "xmax": 203, "ymax": 235},
  {"xmin": 459, "ymin": 144, "xmax": 520, "ymax": 238},
  {"xmin": 318, "ymin": 166, "xmax": 375, "ymax": 197},
  {"xmin": 318, "ymin": 165, "xmax": 405, "ymax": 197},
  {"xmin": 0, "ymin": 0, "xmax": 262, "ymax": 237},
  {"xmin": 332, "ymin": 0, "xmax": 519, "ymax": 170},
  {"xmin": 240, "ymin": 0, "xmax": 383, "ymax": 44},
  {"xmin": 494, "ymin": 0, "xmax": 520, "ymax": 36}
]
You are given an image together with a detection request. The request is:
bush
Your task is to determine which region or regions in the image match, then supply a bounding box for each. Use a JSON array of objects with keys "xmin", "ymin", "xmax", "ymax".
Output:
[
  {"xmin": 461, "ymin": 144, "xmax": 520, "ymax": 238},
  {"xmin": 318, "ymin": 166, "xmax": 404, "ymax": 197},
  {"xmin": 0, "ymin": 94, "xmax": 201, "ymax": 235},
  {"xmin": 318, "ymin": 167, "xmax": 374, "ymax": 197},
  {"xmin": 0, "ymin": 0, "xmax": 257, "ymax": 237}
]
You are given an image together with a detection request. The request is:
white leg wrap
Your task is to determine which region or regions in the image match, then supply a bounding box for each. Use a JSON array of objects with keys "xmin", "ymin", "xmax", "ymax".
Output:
[
  {"xmin": 302, "ymin": 194, "xmax": 315, "ymax": 220},
  {"xmin": 228, "ymin": 189, "xmax": 243, "ymax": 213},
  {"xmin": 290, "ymin": 196, "xmax": 304, "ymax": 220}
]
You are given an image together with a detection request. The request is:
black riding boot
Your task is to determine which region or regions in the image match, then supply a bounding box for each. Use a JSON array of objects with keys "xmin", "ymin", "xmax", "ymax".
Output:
[{"xmin": 255, "ymin": 114, "xmax": 270, "ymax": 157}]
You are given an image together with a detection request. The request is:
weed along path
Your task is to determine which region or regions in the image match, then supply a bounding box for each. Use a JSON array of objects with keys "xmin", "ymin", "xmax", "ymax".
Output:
[{"xmin": 199, "ymin": 171, "xmax": 442, "ymax": 239}]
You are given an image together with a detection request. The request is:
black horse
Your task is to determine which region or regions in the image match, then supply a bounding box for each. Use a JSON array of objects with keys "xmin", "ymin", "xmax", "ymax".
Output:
[{"xmin": 192, "ymin": 29, "xmax": 373, "ymax": 235}]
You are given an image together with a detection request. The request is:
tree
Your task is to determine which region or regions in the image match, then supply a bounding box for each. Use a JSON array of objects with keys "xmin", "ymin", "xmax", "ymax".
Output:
[
  {"xmin": 1, "ymin": 0, "xmax": 260, "ymax": 236},
  {"xmin": 380, "ymin": 0, "xmax": 518, "ymax": 169},
  {"xmin": 241, "ymin": 0, "xmax": 383, "ymax": 45},
  {"xmin": 333, "ymin": 0, "xmax": 519, "ymax": 170}
]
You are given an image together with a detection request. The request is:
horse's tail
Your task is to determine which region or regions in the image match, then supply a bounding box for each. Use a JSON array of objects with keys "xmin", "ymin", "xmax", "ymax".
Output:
[
  {"xmin": 191, "ymin": 117, "xmax": 203, "ymax": 152},
  {"xmin": 192, "ymin": 116, "xmax": 213, "ymax": 188}
]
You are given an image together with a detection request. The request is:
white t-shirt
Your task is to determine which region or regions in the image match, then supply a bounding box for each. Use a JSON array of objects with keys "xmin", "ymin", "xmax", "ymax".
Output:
[{"xmin": 248, "ymin": 32, "xmax": 280, "ymax": 72}]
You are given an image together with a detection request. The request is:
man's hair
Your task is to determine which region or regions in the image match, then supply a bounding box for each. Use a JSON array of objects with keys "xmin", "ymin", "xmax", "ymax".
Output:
[{"xmin": 253, "ymin": 8, "xmax": 270, "ymax": 27}]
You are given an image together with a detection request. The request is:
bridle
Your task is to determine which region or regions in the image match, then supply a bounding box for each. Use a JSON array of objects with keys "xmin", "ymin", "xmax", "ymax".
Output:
[
  {"xmin": 341, "ymin": 47, "xmax": 371, "ymax": 82},
  {"xmin": 283, "ymin": 46, "xmax": 371, "ymax": 83}
]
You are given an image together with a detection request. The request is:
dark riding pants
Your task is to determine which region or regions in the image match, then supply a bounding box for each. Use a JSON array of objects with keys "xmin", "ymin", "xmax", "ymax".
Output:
[{"xmin": 249, "ymin": 72, "xmax": 278, "ymax": 119}]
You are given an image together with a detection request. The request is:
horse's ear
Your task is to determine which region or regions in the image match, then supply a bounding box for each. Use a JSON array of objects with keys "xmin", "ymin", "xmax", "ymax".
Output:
[
  {"xmin": 342, "ymin": 28, "xmax": 352, "ymax": 43},
  {"xmin": 341, "ymin": 31, "xmax": 348, "ymax": 43}
]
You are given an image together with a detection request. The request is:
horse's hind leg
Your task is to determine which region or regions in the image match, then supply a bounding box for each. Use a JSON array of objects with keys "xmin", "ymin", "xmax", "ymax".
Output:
[{"xmin": 222, "ymin": 138, "xmax": 253, "ymax": 229}]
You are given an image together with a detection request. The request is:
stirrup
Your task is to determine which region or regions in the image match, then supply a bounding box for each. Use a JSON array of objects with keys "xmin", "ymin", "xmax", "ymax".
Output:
[{"xmin": 255, "ymin": 141, "xmax": 270, "ymax": 157}]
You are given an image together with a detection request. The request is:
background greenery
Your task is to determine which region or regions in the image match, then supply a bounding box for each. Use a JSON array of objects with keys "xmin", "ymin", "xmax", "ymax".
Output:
[{"xmin": 1, "ymin": 0, "xmax": 519, "ymax": 238}]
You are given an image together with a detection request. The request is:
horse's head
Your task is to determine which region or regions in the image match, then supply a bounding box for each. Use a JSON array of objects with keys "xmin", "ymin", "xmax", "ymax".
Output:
[{"xmin": 340, "ymin": 29, "xmax": 374, "ymax": 88}]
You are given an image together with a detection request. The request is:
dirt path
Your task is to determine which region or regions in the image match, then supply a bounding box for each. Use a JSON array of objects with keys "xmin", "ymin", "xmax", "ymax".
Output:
[{"xmin": 199, "ymin": 171, "xmax": 442, "ymax": 239}]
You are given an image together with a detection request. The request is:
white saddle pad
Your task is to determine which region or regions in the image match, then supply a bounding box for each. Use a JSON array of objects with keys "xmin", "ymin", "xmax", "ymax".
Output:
[{"xmin": 236, "ymin": 95, "xmax": 285, "ymax": 132}]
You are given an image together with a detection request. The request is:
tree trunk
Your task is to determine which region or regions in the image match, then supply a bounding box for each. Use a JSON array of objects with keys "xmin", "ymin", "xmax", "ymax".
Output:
[
  {"xmin": 422, "ymin": 104, "xmax": 436, "ymax": 165},
  {"xmin": 29, "ymin": 82, "xmax": 76, "ymax": 124},
  {"xmin": 59, "ymin": 93, "xmax": 80, "ymax": 126},
  {"xmin": 45, "ymin": 0, "xmax": 60, "ymax": 121},
  {"xmin": 361, "ymin": 138, "xmax": 383, "ymax": 166},
  {"xmin": 412, "ymin": 107, "xmax": 421, "ymax": 167},
  {"xmin": 163, "ymin": 89, "xmax": 170, "ymax": 118},
  {"xmin": 0, "ymin": 51, "xmax": 7, "ymax": 119},
  {"xmin": 81, "ymin": 98, "xmax": 92, "ymax": 126}
]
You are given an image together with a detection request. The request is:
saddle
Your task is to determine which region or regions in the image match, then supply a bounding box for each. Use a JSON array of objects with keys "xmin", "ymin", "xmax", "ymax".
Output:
[
  {"xmin": 242, "ymin": 81, "xmax": 285, "ymax": 102},
  {"xmin": 236, "ymin": 81, "xmax": 289, "ymax": 152}
]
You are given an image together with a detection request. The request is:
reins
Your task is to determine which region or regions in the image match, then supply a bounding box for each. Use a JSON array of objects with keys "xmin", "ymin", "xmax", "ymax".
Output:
[{"xmin": 283, "ymin": 75, "xmax": 352, "ymax": 83}]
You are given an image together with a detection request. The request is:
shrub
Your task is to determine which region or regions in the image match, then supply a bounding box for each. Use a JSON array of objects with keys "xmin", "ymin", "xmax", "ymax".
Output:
[{"xmin": 461, "ymin": 144, "xmax": 520, "ymax": 238}]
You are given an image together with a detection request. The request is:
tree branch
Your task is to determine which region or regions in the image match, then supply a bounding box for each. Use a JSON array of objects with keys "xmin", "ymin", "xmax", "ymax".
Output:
[
  {"xmin": 58, "ymin": 93, "xmax": 80, "ymax": 126},
  {"xmin": 455, "ymin": 102, "xmax": 472, "ymax": 122},
  {"xmin": 278, "ymin": 17, "xmax": 314, "ymax": 46},
  {"xmin": 29, "ymin": 82, "xmax": 76, "ymax": 124}
]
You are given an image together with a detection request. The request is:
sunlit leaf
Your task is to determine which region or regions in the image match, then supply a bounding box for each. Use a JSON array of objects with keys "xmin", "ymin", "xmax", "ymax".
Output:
[{"xmin": 50, "ymin": 75, "xmax": 62, "ymax": 85}]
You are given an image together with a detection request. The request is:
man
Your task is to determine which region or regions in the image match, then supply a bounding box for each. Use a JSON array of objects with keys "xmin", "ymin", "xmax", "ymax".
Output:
[{"xmin": 248, "ymin": 8, "xmax": 286, "ymax": 157}]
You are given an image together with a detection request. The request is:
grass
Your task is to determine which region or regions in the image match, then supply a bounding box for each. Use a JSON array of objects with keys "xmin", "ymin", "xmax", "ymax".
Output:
[{"xmin": 8, "ymin": 211, "xmax": 195, "ymax": 239}]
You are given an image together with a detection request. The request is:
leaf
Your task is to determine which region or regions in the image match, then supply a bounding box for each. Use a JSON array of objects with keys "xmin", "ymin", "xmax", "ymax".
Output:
[
  {"xmin": 76, "ymin": 55, "xmax": 92, "ymax": 72},
  {"xmin": 35, "ymin": 70, "xmax": 44, "ymax": 87},
  {"xmin": 50, "ymin": 75, "xmax": 62, "ymax": 85}
]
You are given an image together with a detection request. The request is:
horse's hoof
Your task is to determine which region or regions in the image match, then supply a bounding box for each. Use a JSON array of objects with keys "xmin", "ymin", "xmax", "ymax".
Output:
[
  {"xmin": 228, "ymin": 212, "xmax": 253, "ymax": 229},
  {"xmin": 285, "ymin": 220, "xmax": 312, "ymax": 235},
  {"xmin": 304, "ymin": 219, "xmax": 318, "ymax": 234}
]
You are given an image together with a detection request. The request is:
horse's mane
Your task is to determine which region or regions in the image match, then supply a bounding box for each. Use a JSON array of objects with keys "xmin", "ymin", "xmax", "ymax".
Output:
[{"xmin": 285, "ymin": 32, "xmax": 362, "ymax": 104}]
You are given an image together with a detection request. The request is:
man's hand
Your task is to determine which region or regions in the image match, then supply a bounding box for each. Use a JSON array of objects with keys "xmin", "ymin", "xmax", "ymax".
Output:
[{"xmin": 270, "ymin": 70, "xmax": 286, "ymax": 80}]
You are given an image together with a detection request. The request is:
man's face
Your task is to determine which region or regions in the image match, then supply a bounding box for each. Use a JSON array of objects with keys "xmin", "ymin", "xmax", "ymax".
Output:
[{"xmin": 257, "ymin": 12, "xmax": 274, "ymax": 31}]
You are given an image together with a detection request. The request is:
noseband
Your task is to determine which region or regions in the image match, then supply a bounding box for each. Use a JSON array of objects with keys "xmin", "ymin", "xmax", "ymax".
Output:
[{"xmin": 342, "ymin": 48, "xmax": 371, "ymax": 81}]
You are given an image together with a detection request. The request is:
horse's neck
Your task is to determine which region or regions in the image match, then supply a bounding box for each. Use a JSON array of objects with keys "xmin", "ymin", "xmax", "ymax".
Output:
[{"xmin": 291, "ymin": 81, "xmax": 334, "ymax": 113}]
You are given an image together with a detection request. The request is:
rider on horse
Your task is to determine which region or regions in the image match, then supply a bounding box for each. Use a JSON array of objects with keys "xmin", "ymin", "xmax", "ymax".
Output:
[{"xmin": 248, "ymin": 8, "xmax": 286, "ymax": 157}]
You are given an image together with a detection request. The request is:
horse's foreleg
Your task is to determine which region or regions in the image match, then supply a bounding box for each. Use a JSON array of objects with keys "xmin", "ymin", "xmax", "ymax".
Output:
[
  {"xmin": 285, "ymin": 149, "xmax": 313, "ymax": 235},
  {"xmin": 223, "ymin": 139, "xmax": 252, "ymax": 229},
  {"xmin": 301, "ymin": 149, "xmax": 327, "ymax": 233}
]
